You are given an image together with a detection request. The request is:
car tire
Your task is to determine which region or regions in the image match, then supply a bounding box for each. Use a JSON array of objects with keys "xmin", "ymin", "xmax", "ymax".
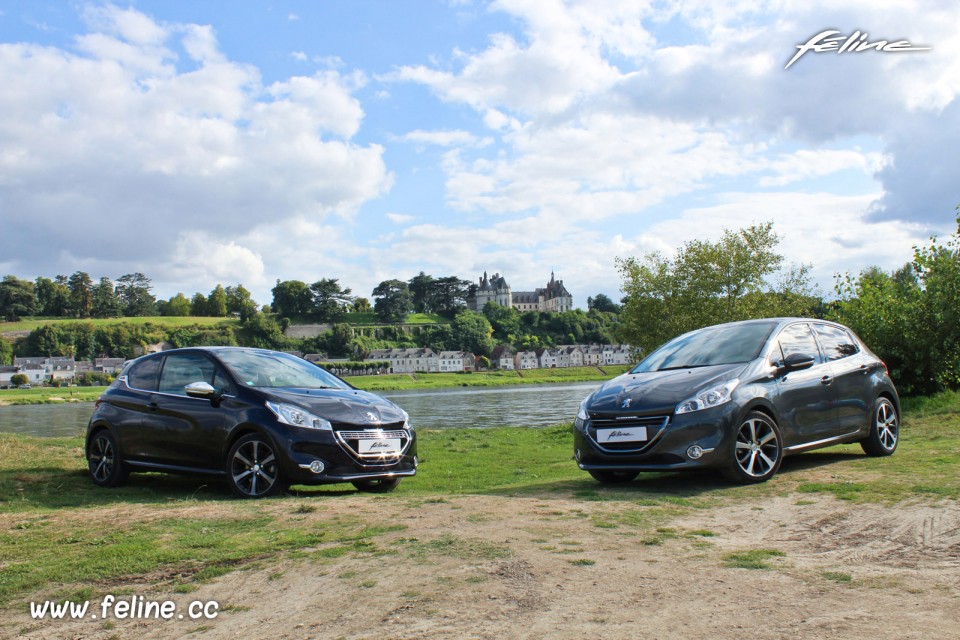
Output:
[
  {"xmin": 227, "ymin": 433, "xmax": 285, "ymax": 499},
  {"xmin": 87, "ymin": 429, "xmax": 128, "ymax": 487},
  {"xmin": 723, "ymin": 411, "xmax": 782, "ymax": 484},
  {"xmin": 352, "ymin": 478, "xmax": 402, "ymax": 493},
  {"xmin": 588, "ymin": 469, "xmax": 639, "ymax": 484},
  {"xmin": 861, "ymin": 397, "xmax": 899, "ymax": 457}
]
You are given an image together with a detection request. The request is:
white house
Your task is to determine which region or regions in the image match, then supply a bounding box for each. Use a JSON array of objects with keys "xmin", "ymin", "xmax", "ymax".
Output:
[
  {"xmin": 514, "ymin": 351, "xmax": 539, "ymax": 370},
  {"xmin": 438, "ymin": 351, "xmax": 477, "ymax": 372}
]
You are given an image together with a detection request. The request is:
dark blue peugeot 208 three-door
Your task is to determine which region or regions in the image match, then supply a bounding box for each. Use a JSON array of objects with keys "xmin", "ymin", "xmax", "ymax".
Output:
[{"xmin": 86, "ymin": 347, "xmax": 417, "ymax": 498}]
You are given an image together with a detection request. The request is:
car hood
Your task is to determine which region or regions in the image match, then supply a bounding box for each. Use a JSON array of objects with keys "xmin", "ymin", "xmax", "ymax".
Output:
[
  {"xmin": 587, "ymin": 363, "xmax": 748, "ymax": 414},
  {"xmin": 264, "ymin": 387, "xmax": 407, "ymax": 426}
]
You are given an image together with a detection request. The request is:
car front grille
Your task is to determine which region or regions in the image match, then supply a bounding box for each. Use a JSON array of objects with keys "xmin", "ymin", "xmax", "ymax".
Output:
[
  {"xmin": 586, "ymin": 414, "xmax": 670, "ymax": 453},
  {"xmin": 333, "ymin": 428, "xmax": 412, "ymax": 464}
]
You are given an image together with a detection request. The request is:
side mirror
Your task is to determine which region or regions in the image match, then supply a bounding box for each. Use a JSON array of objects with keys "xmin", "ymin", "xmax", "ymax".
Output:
[
  {"xmin": 781, "ymin": 352, "xmax": 815, "ymax": 371},
  {"xmin": 185, "ymin": 381, "xmax": 223, "ymax": 406}
]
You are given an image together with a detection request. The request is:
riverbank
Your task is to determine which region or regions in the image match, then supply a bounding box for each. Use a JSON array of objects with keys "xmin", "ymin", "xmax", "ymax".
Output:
[
  {"xmin": 0, "ymin": 365, "xmax": 633, "ymax": 406},
  {"xmin": 2, "ymin": 393, "xmax": 959, "ymax": 638}
]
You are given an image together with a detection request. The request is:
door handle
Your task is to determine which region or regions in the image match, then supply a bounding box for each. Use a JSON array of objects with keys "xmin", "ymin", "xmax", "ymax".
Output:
[
  {"xmin": 820, "ymin": 376, "xmax": 833, "ymax": 385},
  {"xmin": 148, "ymin": 402, "xmax": 159, "ymax": 411}
]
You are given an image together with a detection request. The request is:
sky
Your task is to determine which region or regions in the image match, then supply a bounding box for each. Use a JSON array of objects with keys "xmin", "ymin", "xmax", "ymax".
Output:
[{"xmin": 0, "ymin": 0, "xmax": 958, "ymax": 310}]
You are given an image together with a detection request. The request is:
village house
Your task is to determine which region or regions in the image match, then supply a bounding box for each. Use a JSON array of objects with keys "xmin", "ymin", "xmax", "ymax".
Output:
[
  {"xmin": 13, "ymin": 357, "xmax": 77, "ymax": 385},
  {"xmin": 438, "ymin": 351, "xmax": 477, "ymax": 372},
  {"xmin": 491, "ymin": 345, "xmax": 515, "ymax": 370},
  {"xmin": 514, "ymin": 351, "xmax": 539, "ymax": 370}
]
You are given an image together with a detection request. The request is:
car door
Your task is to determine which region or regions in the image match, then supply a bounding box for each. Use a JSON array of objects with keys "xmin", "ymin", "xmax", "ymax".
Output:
[
  {"xmin": 144, "ymin": 352, "xmax": 234, "ymax": 470},
  {"xmin": 813, "ymin": 323, "xmax": 872, "ymax": 433},
  {"xmin": 772, "ymin": 322, "xmax": 838, "ymax": 445},
  {"xmin": 113, "ymin": 354, "xmax": 163, "ymax": 463}
]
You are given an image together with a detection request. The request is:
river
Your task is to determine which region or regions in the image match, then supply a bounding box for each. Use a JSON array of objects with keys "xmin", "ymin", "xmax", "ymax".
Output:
[{"xmin": 0, "ymin": 382, "xmax": 601, "ymax": 438}]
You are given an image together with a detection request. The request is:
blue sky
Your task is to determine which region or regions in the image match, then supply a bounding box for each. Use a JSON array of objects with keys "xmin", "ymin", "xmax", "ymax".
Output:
[{"xmin": 1, "ymin": 1, "xmax": 958, "ymax": 309}]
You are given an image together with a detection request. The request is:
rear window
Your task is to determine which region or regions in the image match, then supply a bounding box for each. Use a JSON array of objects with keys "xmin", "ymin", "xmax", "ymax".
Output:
[
  {"xmin": 125, "ymin": 356, "xmax": 161, "ymax": 391},
  {"xmin": 814, "ymin": 323, "xmax": 860, "ymax": 361}
]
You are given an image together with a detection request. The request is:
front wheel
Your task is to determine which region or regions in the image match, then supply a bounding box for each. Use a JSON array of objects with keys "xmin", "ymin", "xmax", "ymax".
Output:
[
  {"xmin": 352, "ymin": 477, "xmax": 402, "ymax": 493},
  {"xmin": 588, "ymin": 469, "xmax": 639, "ymax": 484},
  {"xmin": 227, "ymin": 434, "xmax": 285, "ymax": 498},
  {"xmin": 723, "ymin": 411, "xmax": 782, "ymax": 484},
  {"xmin": 861, "ymin": 397, "xmax": 899, "ymax": 457},
  {"xmin": 87, "ymin": 429, "xmax": 127, "ymax": 487}
]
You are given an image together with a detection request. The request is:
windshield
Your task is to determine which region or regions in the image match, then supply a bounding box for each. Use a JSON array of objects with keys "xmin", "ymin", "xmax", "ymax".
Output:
[
  {"xmin": 631, "ymin": 321, "xmax": 778, "ymax": 373},
  {"xmin": 216, "ymin": 350, "xmax": 351, "ymax": 390}
]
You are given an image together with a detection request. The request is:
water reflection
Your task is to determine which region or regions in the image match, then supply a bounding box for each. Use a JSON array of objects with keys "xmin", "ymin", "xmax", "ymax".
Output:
[{"xmin": 0, "ymin": 381, "xmax": 602, "ymax": 438}]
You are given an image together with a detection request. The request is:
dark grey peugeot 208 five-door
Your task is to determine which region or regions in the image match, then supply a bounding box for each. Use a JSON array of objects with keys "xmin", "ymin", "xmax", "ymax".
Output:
[
  {"xmin": 574, "ymin": 318, "xmax": 900, "ymax": 484},
  {"xmin": 86, "ymin": 347, "xmax": 417, "ymax": 498}
]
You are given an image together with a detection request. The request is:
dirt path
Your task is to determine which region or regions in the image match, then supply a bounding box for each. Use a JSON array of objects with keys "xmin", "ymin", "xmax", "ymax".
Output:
[{"xmin": 12, "ymin": 494, "xmax": 960, "ymax": 639}]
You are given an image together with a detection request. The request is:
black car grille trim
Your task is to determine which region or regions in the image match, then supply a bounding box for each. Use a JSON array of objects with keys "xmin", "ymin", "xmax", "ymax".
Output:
[
  {"xmin": 333, "ymin": 429, "xmax": 412, "ymax": 465},
  {"xmin": 586, "ymin": 415, "xmax": 670, "ymax": 454}
]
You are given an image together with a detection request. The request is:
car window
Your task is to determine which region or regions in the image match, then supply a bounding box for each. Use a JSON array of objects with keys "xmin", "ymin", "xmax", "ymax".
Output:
[
  {"xmin": 125, "ymin": 356, "xmax": 161, "ymax": 391},
  {"xmin": 775, "ymin": 323, "xmax": 823, "ymax": 365},
  {"xmin": 813, "ymin": 323, "xmax": 860, "ymax": 361},
  {"xmin": 632, "ymin": 321, "xmax": 778, "ymax": 373},
  {"xmin": 216, "ymin": 349, "xmax": 351, "ymax": 390},
  {"xmin": 158, "ymin": 353, "xmax": 220, "ymax": 396}
]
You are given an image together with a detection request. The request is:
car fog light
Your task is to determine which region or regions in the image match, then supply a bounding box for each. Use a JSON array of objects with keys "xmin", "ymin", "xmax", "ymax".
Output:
[
  {"xmin": 575, "ymin": 449, "xmax": 582, "ymax": 462},
  {"xmin": 308, "ymin": 460, "xmax": 325, "ymax": 474},
  {"xmin": 686, "ymin": 445, "xmax": 704, "ymax": 460},
  {"xmin": 413, "ymin": 456, "xmax": 419, "ymax": 468}
]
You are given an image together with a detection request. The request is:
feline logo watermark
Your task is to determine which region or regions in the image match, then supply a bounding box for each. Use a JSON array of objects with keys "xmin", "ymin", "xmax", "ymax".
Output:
[{"xmin": 785, "ymin": 30, "xmax": 931, "ymax": 69}]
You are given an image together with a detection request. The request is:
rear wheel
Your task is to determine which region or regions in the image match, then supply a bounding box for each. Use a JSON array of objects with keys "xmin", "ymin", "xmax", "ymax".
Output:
[
  {"xmin": 861, "ymin": 397, "xmax": 899, "ymax": 457},
  {"xmin": 227, "ymin": 434, "xmax": 285, "ymax": 498},
  {"xmin": 352, "ymin": 477, "xmax": 401, "ymax": 493},
  {"xmin": 588, "ymin": 469, "xmax": 639, "ymax": 484},
  {"xmin": 723, "ymin": 411, "xmax": 782, "ymax": 483},
  {"xmin": 87, "ymin": 429, "xmax": 127, "ymax": 487}
]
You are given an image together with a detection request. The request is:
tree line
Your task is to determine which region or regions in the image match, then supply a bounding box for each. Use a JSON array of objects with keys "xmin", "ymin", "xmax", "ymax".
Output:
[{"xmin": 0, "ymin": 272, "xmax": 263, "ymax": 323}]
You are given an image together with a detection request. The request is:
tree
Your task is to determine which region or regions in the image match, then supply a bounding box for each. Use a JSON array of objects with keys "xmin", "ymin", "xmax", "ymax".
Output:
[
  {"xmin": 372, "ymin": 279, "xmax": 413, "ymax": 324},
  {"xmin": 11, "ymin": 373, "xmax": 28, "ymax": 387},
  {"xmin": 163, "ymin": 293, "xmax": 192, "ymax": 316},
  {"xmin": 207, "ymin": 285, "xmax": 228, "ymax": 317},
  {"xmin": 617, "ymin": 222, "xmax": 818, "ymax": 354},
  {"xmin": 408, "ymin": 272, "xmax": 436, "ymax": 313},
  {"xmin": 226, "ymin": 284, "xmax": 258, "ymax": 321},
  {"xmin": 0, "ymin": 275, "xmax": 37, "ymax": 321},
  {"xmin": 832, "ymin": 210, "xmax": 960, "ymax": 395},
  {"xmin": 587, "ymin": 293, "xmax": 620, "ymax": 313},
  {"xmin": 67, "ymin": 271, "xmax": 94, "ymax": 317},
  {"xmin": 116, "ymin": 273, "xmax": 157, "ymax": 316},
  {"xmin": 34, "ymin": 276, "xmax": 70, "ymax": 317},
  {"xmin": 482, "ymin": 301, "xmax": 521, "ymax": 343},
  {"xmin": 271, "ymin": 279, "xmax": 313, "ymax": 318},
  {"xmin": 450, "ymin": 310, "xmax": 495, "ymax": 356},
  {"xmin": 431, "ymin": 276, "xmax": 472, "ymax": 318},
  {"xmin": 91, "ymin": 277, "xmax": 121, "ymax": 318},
  {"xmin": 190, "ymin": 292, "xmax": 208, "ymax": 316},
  {"xmin": 310, "ymin": 278, "xmax": 355, "ymax": 321},
  {"xmin": 352, "ymin": 297, "xmax": 372, "ymax": 313}
]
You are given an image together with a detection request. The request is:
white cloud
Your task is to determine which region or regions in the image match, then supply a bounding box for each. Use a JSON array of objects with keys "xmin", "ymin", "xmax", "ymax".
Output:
[
  {"xmin": 386, "ymin": 213, "xmax": 415, "ymax": 224},
  {"xmin": 400, "ymin": 129, "xmax": 491, "ymax": 147}
]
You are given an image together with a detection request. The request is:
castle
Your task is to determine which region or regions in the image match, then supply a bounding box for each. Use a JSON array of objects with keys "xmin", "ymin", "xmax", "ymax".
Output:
[{"xmin": 469, "ymin": 271, "xmax": 573, "ymax": 313}]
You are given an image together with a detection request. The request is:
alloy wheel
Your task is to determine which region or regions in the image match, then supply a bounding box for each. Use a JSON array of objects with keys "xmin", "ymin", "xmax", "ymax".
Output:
[{"xmin": 734, "ymin": 415, "xmax": 780, "ymax": 479}]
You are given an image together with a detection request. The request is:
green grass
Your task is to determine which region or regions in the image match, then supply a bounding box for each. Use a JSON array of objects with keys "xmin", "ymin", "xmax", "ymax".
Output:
[
  {"xmin": 723, "ymin": 549, "xmax": 786, "ymax": 569},
  {"xmin": 0, "ymin": 387, "xmax": 105, "ymax": 406},
  {"xmin": 0, "ymin": 316, "xmax": 238, "ymax": 334},
  {"xmin": 0, "ymin": 390, "xmax": 958, "ymax": 609}
]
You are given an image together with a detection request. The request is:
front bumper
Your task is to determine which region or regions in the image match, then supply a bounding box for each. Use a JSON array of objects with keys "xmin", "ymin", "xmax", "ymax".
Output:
[
  {"xmin": 573, "ymin": 403, "xmax": 739, "ymax": 472},
  {"xmin": 275, "ymin": 425, "xmax": 418, "ymax": 485}
]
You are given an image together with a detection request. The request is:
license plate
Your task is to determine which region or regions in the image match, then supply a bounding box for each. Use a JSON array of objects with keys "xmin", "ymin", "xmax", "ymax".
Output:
[
  {"xmin": 359, "ymin": 438, "xmax": 401, "ymax": 454},
  {"xmin": 597, "ymin": 427, "xmax": 648, "ymax": 443}
]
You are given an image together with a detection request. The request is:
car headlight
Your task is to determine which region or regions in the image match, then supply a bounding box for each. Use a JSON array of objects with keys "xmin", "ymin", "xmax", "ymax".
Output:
[
  {"xmin": 675, "ymin": 379, "xmax": 740, "ymax": 415},
  {"xmin": 401, "ymin": 408, "xmax": 412, "ymax": 430},
  {"xmin": 577, "ymin": 397, "xmax": 590, "ymax": 421},
  {"xmin": 266, "ymin": 401, "xmax": 332, "ymax": 430}
]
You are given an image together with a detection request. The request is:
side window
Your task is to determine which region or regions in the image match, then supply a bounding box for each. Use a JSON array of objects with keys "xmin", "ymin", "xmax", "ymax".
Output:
[
  {"xmin": 212, "ymin": 366, "xmax": 237, "ymax": 396},
  {"xmin": 126, "ymin": 356, "xmax": 162, "ymax": 391},
  {"xmin": 158, "ymin": 353, "xmax": 216, "ymax": 396},
  {"xmin": 814, "ymin": 324, "xmax": 860, "ymax": 361},
  {"xmin": 775, "ymin": 323, "xmax": 822, "ymax": 365}
]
